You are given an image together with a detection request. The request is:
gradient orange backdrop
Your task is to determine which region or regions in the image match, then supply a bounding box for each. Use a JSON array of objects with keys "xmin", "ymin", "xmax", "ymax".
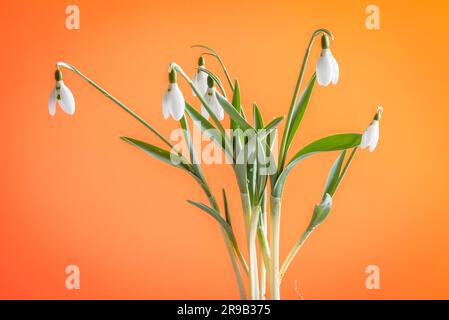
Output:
[{"xmin": 1, "ymin": 0, "xmax": 448, "ymax": 299}]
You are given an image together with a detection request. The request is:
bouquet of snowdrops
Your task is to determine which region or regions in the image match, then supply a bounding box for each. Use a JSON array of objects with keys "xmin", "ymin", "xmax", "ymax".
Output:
[{"xmin": 48, "ymin": 28, "xmax": 382, "ymax": 300}]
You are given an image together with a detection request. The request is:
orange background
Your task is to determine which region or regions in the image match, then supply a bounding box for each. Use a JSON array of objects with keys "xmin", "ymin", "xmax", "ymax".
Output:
[{"xmin": 1, "ymin": 0, "xmax": 448, "ymax": 299}]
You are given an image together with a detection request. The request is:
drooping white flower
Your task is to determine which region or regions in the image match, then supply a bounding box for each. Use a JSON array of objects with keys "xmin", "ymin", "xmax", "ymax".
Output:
[
  {"xmin": 48, "ymin": 70, "xmax": 75, "ymax": 116},
  {"xmin": 201, "ymin": 86, "xmax": 224, "ymax": 121},
  {"xmin": 316, "ymin": 35, "xmax": 339, "ymax": 87},
  {"xmin": 162, "ymin": 70, "xmax": 185, "ymax": 121},
  {"xmin": 361, "ymin": 107, "xmax": 383, "ymax": 152},
  {"xmin": 192, "ymin": 56, "xmax": 208, "ymax": 97}
]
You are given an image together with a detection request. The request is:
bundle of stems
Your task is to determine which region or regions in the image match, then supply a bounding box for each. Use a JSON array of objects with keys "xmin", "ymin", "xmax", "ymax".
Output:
[{"xmin": 49, "ymin": 28, "xmax": 382, "ymax": 299}]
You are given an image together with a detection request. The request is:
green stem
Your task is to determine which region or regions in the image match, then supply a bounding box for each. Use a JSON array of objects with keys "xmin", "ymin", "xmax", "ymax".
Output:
[
  {"xmin": 249, "ymin": 204, "xmax": 260, "ymax": 300},
  {"xmin": 277, "ymin": 29, "xmax": 333, "ymax": 174},
  {"xmin": 269, "ymin": 196, "xmax": 282, "ymax": 300},
  {"xmin": 191, "ymin": 45, "xmax": 234, "ymax": 90},
  {"xmin": 279, "ymin": 147, "xmax": 359, "ymax": 283},
  {"xmin": 258, "ymin": 194, "xmax": 270, "ymax": 299},
  {"xmin": 279, "ymin": 228, "xmax": 312, "ymax": 282},
  {"xmin": 56, "ymin": 62, "xmax": 175, "ymax": 151},
  {"xmin": 240, "ymin": 193, "xmax": 252, "ymax": 238}
]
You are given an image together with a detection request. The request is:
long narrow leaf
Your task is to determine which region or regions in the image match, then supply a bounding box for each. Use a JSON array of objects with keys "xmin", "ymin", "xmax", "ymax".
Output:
[
  {"xmin": 187, "ymin": 200, "xmax": 234, "ymax": 241},
  {"xmin": 222, "ymin": 189, "xmax": 232, "ymax": 226},
  {"xmin": 185, "ymin": 102, "xmax": 229, "ymax": 155},
  {"xmin": 216, "ymin": 92, "xmax": 252, "ymax": 131},
  {"xmin": 258, "ymin": 116, "xmax": 284, "ymax": 140},
  {"xmin": 322, "ymin": 150, "xmax": 346, "ymax": 199},
  {"xmin": 285, "ymin": 74, "xmax": 316, "ymax": 148},
  {"xmin": 253, "ymin": 103, "xmax": 264, "ymax": 130},
  {"xmin": 272, "ymin": 133, "xmax": 362, "ymax": 197},
  {"xmin": 121, "ymin": 137, "xmax": 190, "ymax": 171}
]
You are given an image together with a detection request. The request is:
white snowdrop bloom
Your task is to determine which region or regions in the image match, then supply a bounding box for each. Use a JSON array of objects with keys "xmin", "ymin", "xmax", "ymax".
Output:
[
  {"xmin": 162, "ymin": 70, "xmax": 185, "ymax": 121},
  {"xmin": 201, "ymin": 86, "xmax": 224, "ymax": 121},
  {"xmin": 192, "ymin": 57, "xmax": 208, "ymax": 97},
  {"xmin": 361, "ymin": 107, "xmax": 383, "ymax": 152},
  {"xmin": 48, "ymin": 70, "xmax": 75, "ymax": 116},
  {"xmin": 316, "ymin": 35, "xmax": 339, "ymax": 87}
]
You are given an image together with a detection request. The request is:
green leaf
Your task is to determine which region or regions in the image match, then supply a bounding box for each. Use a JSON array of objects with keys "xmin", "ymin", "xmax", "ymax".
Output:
[
  {"xmin": 216, "ymin": 92, "xmax": 252, "ymax": 131},
  {"xmin": 253, "ymin": 103, "xmax": 264, "ymax": 130},
  {"xmin": 185, "ymin": 102, "xmax": 228, "ymax": 153},
  {"xmin": 222, "ymin": 189, "xmax": 232, "ymax": 226},
  {"xmin": 285, "ymin": 74, "xmax": 316, "ymax": 148},
  {"xmin": 258, "ymin": 116, "xmax": 284, "ymax": 140},
  {"xmin": 121, "ymin": 137, "xmax": 190, "ymax": 171},
  {"xmin": 272, "ymin": 133, "xmax": 362, "ymax": 197},
  {"xmin": 322, "ymin": 150, "xmax": 346, "ymax": 199},
  {"xmin": 232, "ymin": 80, "xmax": 241, "ymax": 115},
  {"xmin": 187, "ymin": 200, "xmax": 237, "ymax": 247}
]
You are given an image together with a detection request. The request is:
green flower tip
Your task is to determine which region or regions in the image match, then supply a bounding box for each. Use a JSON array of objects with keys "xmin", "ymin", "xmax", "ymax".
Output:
[
  {"xmin": 169, "ymin": 69, "xmax": 177, "ymax": 84},
  {"xmin": 55, "ymin": 69, "xmax": 63, "ymax": 81},
  {"xmin": 321, "ymin": 34, "xmax": 330, "ymax": 49},
  {"xmin": 373, "ymin": 106, "xmax": 383, "ymax": 121},
  {"xmin": 207, "ymin": 75, "xmax": 214, "ymax": 88},
  {"xmin": 198, "ymin": 56, "xmax": 205, "ymax": 67}
]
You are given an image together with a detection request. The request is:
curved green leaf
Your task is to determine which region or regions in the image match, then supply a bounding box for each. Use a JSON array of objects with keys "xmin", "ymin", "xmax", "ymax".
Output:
[
  {"xmin": 185, "ymin": 102, "xmax": 228, "ymax": 153},
  {"xmin": 187, "ymin": 199, "xmax": 249, "ymax": 274},
  {"xmin": 222, "ymin": 189, "xmax": 232, "ymax": 226},
  {"xmin": 272, "ymin": 133, "xmax": 362, "ymax": 197},
  {"xmin": 216, "ymin": 92, "xmax": 252, "ymax": 131},
  {"xmin": 322, "ymin": 150, "xmax": 346, "ymax": 199},
  {"xmin": 258, "ymin": 116, "xmax": 284, "ymax": 140},
  {"xmin": 285, "ymin": 74, "xmax": 316, "ymax": 148},
  {"xmin": 253, "ymin": 103, "xmax": 264, "ymax": 129},
  {"xmin": 120, "ymin": 136, "xmax": 191, "ymax": 171},
  {"xmin": 187, "ymin": 200, "xmax": 234, "ymax": 240}
]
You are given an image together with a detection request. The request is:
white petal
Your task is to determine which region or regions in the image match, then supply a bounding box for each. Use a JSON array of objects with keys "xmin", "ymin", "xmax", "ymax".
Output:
[
  {"xmin": 215, "ymin": 103, "xmax": 224, "ymax": 121},
  {"xmin": 361, "ymin": 127, "xmax": 372, "ymax": 149},
  {"xmin": 316, "ymin": 49, "xmax": 333, "ymax": 86},
  {"xmin": 48, "ymin": 87, "xmax": 56, "ymax": 116},
  {"xmin": 368, "ymin": 121, "xmax": 379, "ymax": 152},
  {"xmin": 211, "ymin": 94, "xmax": 224, "ymax": 121},
  {"xmin": 197, "ymin": 71, "xmax": 208, "ymax": 95},
  {"xmin": 203, "ymin": 88, "xmax": 224, "ymax": 121},
  {"xmin": 58, "ymin": 81, "xmax": 75, "ymax": 115},
  {"xmin": 361, "ymin": 125, "xmax": 373, "ymax": 149},
  {"xmin": 330, "ymin": 53, "xmax": 339, "ymax": 85},
  {"xmin": 201, "ymin": 106, "xmax": 209, "ymax": 119},
  {"xmin": 162, "ymin": 90, "xmax": 170, "ymax": 119},
  {"xmin": 192, "ymin": 73, "xmax": 199, "ymax": 96},
  {"xmin": 168, "ymin": 84, "xmax": 185, "ymax": 121},
  {"xmin": 192, "ymin": 69, "xmax": 208, "ymax": 97}
]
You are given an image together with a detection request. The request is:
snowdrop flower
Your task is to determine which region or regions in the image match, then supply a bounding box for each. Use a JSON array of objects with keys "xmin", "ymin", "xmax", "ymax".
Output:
[
  {"xmin": 48, "ymin": 70, "xmax": 75, "ymax": 116},
  {"xmin": 201, "ymin": 76, "xmax": 224, "ymax": 121},
  {"xmin": 361, "ymin": 106, "xmax": 383, "ymax": 152},
  {"xmin": 162, "ymin": 69, "xmax": 185, "ymax": 121},
  {"xmin": 192, "ymin": 56, "xmax": 208, "ymax": 97},
  {"xmin": 316, "ymin": 35, "xmax": 339, "ymax": 87}
]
